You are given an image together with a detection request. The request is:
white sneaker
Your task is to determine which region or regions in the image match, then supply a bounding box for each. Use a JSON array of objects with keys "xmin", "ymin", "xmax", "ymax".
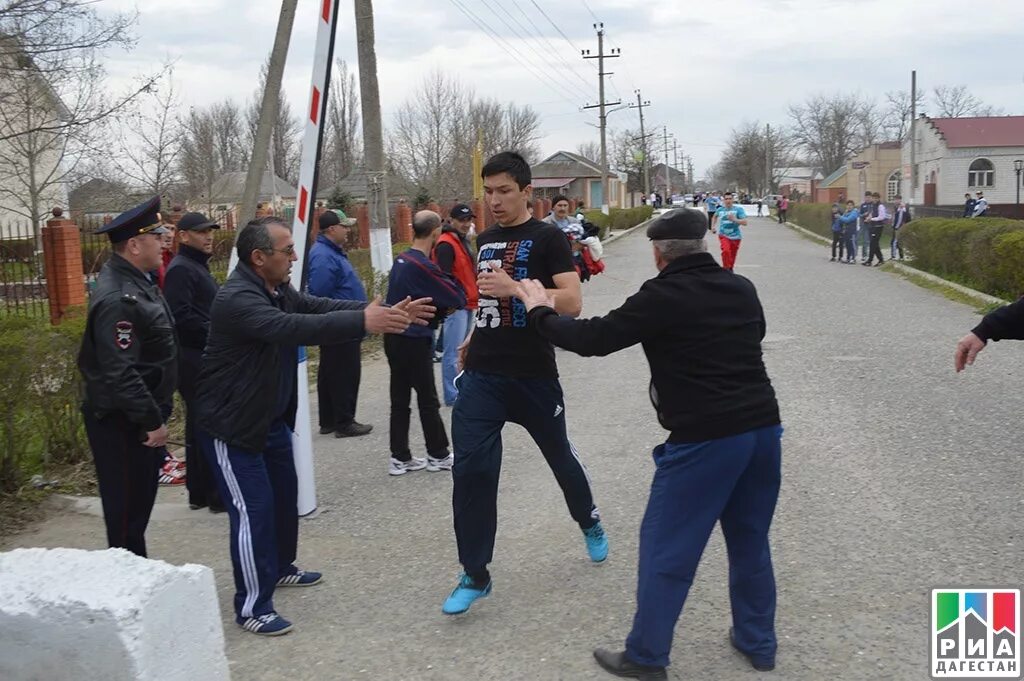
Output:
[
  {"xmin": 426, "ymin": 454, "xmax": 454, "ymax": 472},
  {"xmin": 389, "ymin": 457, "xmax": 427, "ymax": 476}
]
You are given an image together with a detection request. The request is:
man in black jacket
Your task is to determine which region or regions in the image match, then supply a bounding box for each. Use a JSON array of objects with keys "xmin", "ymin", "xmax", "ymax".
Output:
[
  {"xmin": 196, "ymin": 216, "xmax": 434, "ymax": 636},
  {"xmin": 955, "ymin": 298, "xmax": 1024, "ymax": 372},
  {"xmin": 164, "ymin": 212, "xmax": 222, "ymax": 512},
  {"xmin": 77, "ymin": 196, "xmax": 175, "ymax": 558},
  {"xmin": 518, "ymin": 208, "xmax": 782, "ymax": 680}
]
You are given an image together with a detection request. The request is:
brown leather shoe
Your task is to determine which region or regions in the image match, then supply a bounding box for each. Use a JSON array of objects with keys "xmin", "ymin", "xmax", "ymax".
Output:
[{"xmin": 593, "ymin": 649, "xmax": 667, "ymax": 680}]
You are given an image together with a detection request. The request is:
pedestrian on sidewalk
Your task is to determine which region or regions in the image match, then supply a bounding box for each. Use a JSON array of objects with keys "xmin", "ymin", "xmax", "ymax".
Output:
[
  {"xmin": 972, "ymin": 191, "xmax": 989, "ymax": 217},
  {"xmin": 710, "ymin": 192, "xmax": 747, "ymax": 271},
  {"xmin": 307, "ymin": 209, "xmax": 373, "ymax": 438},
  {"xmin": 756, "ymin": 198, "xmax": 763, "ymax": 216},
  {"xmin": 890, "ymin": 196, "xmax": 911, "ymax": 261},
  {"xmin": 518, "ymin": 207, "xmax": 782, "ymax": 681},
  {"xmin": 196, "ymin": 216, "xmax": 435, "ymax": 636},
  {"xmin": 863, "ymin": 192, "xmax": 888, "ymax": 267},
  {"xmin": 777, "ymin": 195, "xmax": 789, "ymax": 224},
  {"xmin": 857, "ymin": 191, "xmax": 873, "ymax": 261},
  {"xmin": 386, "ymin": 211, "xmax": 467, "ymax": 476},
  {"xmin": 442, "ymin": 152, "xmax": 606, "ymax": 617},
  {"xmin": 163, "ymin": 212, "xmax": 223, "ymax": 512},
  {"xmin": 77, "ymin": 196, "xmax": 176, "ymax": 558},
  {"xmin": 839, "ymin": 200, "xmax": 859, "ymax": 263},
  {"xmin": 963, "ymin": 193, "xmax": 976, "ymax": 218},
  {"xmin": 433, "ymin": 203, "xmax": 477, "ymax": 406},
  {"xmin": 829, "ymin": 202, "xmax": 845, "ymax": 262}
]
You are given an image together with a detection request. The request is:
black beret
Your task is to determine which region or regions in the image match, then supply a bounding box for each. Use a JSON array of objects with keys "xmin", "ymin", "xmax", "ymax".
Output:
[
  {"xmin": 95, "ymin": 196, "xmax": 167, "ymax": 243},
  {"xmin": 646, "ymin": 208, "xmax": 708, "ymax": 241}
]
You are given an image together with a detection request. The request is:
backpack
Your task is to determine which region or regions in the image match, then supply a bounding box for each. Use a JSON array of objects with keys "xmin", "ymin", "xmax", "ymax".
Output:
[{"xmin": 582, "ymin": 248, "xmax": 605, "ymax": 276}]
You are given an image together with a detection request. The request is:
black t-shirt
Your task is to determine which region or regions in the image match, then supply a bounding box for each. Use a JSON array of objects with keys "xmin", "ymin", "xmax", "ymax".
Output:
[{"xmin": 465, "ymin": 218, "xmax": 575, "ymax": 379}]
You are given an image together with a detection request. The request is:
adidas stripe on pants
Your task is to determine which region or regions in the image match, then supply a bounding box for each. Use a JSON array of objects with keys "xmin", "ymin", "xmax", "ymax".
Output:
[{"xmin": 199, "ymin": 420, "xmax": 299, "ymax": 621}]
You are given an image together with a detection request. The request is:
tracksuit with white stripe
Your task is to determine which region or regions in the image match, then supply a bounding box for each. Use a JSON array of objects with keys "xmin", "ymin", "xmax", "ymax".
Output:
[{"xmin": 195, "ymin": 260, "xmax": 367, "ymax": 622}]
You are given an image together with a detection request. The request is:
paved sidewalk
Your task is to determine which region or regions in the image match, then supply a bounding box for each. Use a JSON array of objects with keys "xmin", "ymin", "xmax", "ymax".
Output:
[{"xmin": 4, "ymin": 217, "xmax": 1023, "ymax": 680}]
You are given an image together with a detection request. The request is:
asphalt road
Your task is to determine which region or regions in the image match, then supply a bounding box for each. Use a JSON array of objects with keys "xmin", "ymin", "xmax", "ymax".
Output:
[{"xmin": 4, "ymin": 216, "xmax": 1023, "ymax": 680}]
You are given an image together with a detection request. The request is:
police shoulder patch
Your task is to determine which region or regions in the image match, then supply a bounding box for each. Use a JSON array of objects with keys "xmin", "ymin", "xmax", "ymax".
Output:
[{"xmin": 115, "ymin": 321, "xmax": 133, "ymax": 350}]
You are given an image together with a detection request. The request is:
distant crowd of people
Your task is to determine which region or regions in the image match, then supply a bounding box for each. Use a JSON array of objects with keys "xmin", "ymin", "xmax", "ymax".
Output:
[{"xmin": 827, "ymin": 192, "xmax": 911, "ymax": 266}]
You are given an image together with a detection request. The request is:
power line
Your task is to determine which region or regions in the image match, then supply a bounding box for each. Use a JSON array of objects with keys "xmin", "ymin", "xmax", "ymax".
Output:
[
  {"xmin": 580, "ymin": 0, "xmax": 600, "ymax": 23},
  {"xmin": 507, "ymin": 1, "xmax": 597, "ymax": 91},
  {"xmin": 527, "ymin": 0, "xmax": 590, "ymax": 63}
]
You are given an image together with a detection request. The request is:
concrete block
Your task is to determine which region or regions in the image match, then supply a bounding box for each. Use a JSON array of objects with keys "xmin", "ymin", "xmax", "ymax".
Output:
[{"xmin": 0, "ymin": 547, "xmax": 230, "ymax": 681}]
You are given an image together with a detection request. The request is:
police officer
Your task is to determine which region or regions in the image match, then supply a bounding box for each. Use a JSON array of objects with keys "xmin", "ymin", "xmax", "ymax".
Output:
[
  {"xmin": 518, "ymin": 208, "xmax": 783, "ymax": 680},
  {"xmin": 163, "ymin": 211, "xmax": 222, "ymax": 512},
  {"xmin": 78, "ymin": 196, "xmax": 177, "ymax": 558}
]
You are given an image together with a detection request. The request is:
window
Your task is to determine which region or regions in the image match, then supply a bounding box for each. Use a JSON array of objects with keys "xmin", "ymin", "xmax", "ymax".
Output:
[
  {"xmin": 886, "ymin": 170, "xmax": 901, "ymax": 201},
  {"xmin": 968, "ymin": 159, "xmax": 995, "ymax": 188}
]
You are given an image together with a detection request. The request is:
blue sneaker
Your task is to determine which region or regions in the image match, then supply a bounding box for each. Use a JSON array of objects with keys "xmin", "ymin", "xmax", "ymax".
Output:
[
  {"xmin": 442, "ymin": 573, "xmax": 492, "ymax": 615},
  {"xmin": 276, "ymin": 569, "xmax": 322, "ymax": 587},
  {"xmin": 238, "ymin": 611, "xmax": 293, "ymax": 636},
  {"xmin": 583, "ymin": 522, "xmax": 609, "ymax": 562}
]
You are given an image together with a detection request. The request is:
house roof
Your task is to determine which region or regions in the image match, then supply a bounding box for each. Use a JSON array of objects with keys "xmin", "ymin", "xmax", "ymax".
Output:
[
  {"xmin": 206, "ymin": 171, "xmax": 297, "ymax": 204},
  {"xmin": 533, "ymin": 150, "xmax": 607, "ymax": 179},
  {"xmin": 775, "ymin": 167, "xmax": 824, "ymax": 180},
  {"xmin": 819, "ymin": 166, "xmax": 848, "ymax": 188},
  {"xmin": 925, "ymin": 116, "xmax": 1024, "ymax": 148}
]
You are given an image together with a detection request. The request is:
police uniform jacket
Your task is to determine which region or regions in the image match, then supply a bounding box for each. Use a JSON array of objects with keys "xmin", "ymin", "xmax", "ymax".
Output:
[
  {"xmin": 528, "ymin": 252, "xmax": 780, "ymax": 443},
  {"xmin": 196, "ymin": 261, "xmax": 367, "ymax": 452},
  {"xmin": 78, "ymin": 253, "xmax": 178, "ymax": 433}
]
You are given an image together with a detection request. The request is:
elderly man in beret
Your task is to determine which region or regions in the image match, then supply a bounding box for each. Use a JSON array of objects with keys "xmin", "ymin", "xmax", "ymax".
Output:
[{"xmin": 517, "ymin": 208, "xmax": 784, "ymax": 680}]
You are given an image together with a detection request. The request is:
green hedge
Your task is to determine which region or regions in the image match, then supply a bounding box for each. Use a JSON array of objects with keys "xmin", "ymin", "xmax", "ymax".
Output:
[
  {"xmin": 787, "ymin": 203, "xmax": 835, "ymax": 239},
  {"xmin": 0, "ymin": 311, "xmax": 90, "ymax": 491},
  {"xmin": 582, "ymin": 206, "xmax": 655, "ymax": 239},
  {"xmin": 900, "ymin": 217, "xmax": 1024, "ymax": 299}
]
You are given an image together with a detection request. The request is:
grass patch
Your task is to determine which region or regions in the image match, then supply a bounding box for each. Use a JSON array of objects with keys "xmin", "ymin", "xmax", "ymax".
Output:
[{"xmin": 884, "ymin": 263, "xmax": 1001, "ymax": 314}]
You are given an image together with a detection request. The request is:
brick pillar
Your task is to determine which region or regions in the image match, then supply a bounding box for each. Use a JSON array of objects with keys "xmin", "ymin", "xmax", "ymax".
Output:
[
  {"xmin": 470, "ymin": 200, "xmax": 484, "ymax": 225},
  {"xmin": 394, "ymin": 201, "xmax": 413, "ymax": 243},
  {"xmin": 427, "ymin": 202, "xmax": 441, "ymax": 215},
  {"xmin": 356, "ymin": 203, "xmax": 370, "ymax": 249},
  {"xmin": 41, "ymin": 209, "xmax": 86, "ymax": 325},
  {"xmin": 541, "ymin": 198, "xmax": 552, "ymax": 219}
]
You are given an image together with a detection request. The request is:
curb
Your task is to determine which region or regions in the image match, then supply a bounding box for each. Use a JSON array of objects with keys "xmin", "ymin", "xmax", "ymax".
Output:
[
  {"xmin": 603, "ymin": 218, "xmax": 653, "ymax": 246},
  {"xmin": 783, "ymin": 221, "xmax": 1009, "ymax": 306}
]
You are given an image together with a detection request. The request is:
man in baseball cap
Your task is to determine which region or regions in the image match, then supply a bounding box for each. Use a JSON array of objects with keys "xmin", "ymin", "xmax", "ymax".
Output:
[{"xmin": 308, "ymin": 207, "xmax": 372, "ymax": 438}]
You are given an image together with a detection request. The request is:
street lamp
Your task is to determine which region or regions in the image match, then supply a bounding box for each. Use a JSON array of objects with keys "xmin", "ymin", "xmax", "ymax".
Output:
[{"xmin": 1014, "ymin": 159, "xmax": 1023, "ymax": 218}]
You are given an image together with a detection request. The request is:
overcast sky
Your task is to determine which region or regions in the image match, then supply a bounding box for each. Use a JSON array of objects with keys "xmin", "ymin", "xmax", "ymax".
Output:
[{"xmin": 100, "ymin": 0, "xmax": 1024, "ymax": 180}]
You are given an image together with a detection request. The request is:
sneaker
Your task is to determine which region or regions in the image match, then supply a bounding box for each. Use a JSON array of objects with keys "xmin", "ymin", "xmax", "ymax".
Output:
[
  {"xmin": 335, "ymin": 422, "xmax": 373, "ymax": 438},
  {"xmin": 389, "ymin": 457, "xmax": 427, "ymax": 476},
  {"xmin": 158, "ymin": 461, "xmax": 185, "ymax": 486},
  {"xmin": 583, "ymin": 521, "xmax": 609, "ymax": 562},
  {"xmin": 238, "ymin": 612, "xmax": 293, "ymax": 636},
  {"xmin": 442, "ymin": 573, "xmax": 492, "ymax": 615},
  {"xmin": 276, "ymin": 569, "xmax": 322, "ymax": 587},
  {"xmin": 426, "ymin": 454, "xmax": 454, "ymax": 472}
]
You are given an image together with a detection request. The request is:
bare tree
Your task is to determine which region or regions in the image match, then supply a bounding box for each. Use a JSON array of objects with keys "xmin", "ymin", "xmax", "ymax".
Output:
[
  {"xmin": 788, "ymin": 93, "xmax": 879, "ymax": 175},
  {"xmin": 610, "ymin": 127, "xmax": 656, "ymax": 195},
  {"xmin": 932, "ymin": 85, "xmax": 1001, "ymax": 118},
  {"xmin": 322, "ymin": 58, "xmax": 361, "ymax": 188},
  {"xmin": 245, "ymin": 61, "xmax": 301, "ymax": 184},
  {"xmin": 108, "ymin": 76, "xmax": 183, "ymax": 198},
  {"xmin": 179, "ymin": 101, "xmax": 246, "ymax": 210},
  {"xmin": 716, "ymin": 121, "xmax": 793, "ymax": 195},
  {"xmin": 575, "ymin": 141, "xmax": 601, "ymax": 164},
  {"xmin": 881, "ymin": 89, "xmax": 925, "ymax": 142}
]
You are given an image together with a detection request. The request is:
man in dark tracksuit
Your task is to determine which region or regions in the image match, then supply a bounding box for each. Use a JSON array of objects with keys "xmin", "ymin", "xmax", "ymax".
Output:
[
  {"xmin": 384, "ymin": 210, "xmax": 467, "ymax": 475},
  {"xmin": 519, "ymin": 208, "xmax": 782, "ymax": 680},
  {"xmin": 858, "ymin": 191, "xmax": 873, "ymax": 260},
  {"xmin": 195, "ymin": 216, "xmax": 434, "ymax": 636},
  {"xmin": 77, "ymin": 196, "xmax": 176, "ymax": 558},
  {"xmin": 164, "ymin": 212, "xmax": 222, "ymax": 512},
  {"xmin": 956, "ymin": 297, "xmax": 1024, "ymax": 372}
]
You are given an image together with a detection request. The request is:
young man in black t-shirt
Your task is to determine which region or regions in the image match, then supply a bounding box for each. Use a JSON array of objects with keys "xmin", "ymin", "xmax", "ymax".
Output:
[{"xmin": 442, "ymin": 152, "xmax": 607, "ymax": 615}]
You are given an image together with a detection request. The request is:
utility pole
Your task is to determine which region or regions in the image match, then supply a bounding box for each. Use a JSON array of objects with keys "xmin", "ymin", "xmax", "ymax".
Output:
[
  {"xmin": 582, "ymin": 23, "xmax": 620, "ymax": 215},
  {"xmin": 910, "ymin": 70, "xmax": 917, "ymax": 205},
  {"xmin": 765, "ymin": 123, "xmax": 772, "ymax": 195},
  {"xmin": 673, "ymin": 140, "xmax": 679, "ymax": 191},
  {"xmin": 628, "ymin": 89, "xmax": 651, "ymax": 198},
  {"xmin": 662, "ymin": 126, "xmax": 674, "ymax": 198},
  {"xmin": 240, "ymin": 0, "xmax": 298, "ymax": 226},
  {"xmin": 354, "ymin": 0, "xmax": 393, "ymax": 272},
  {"xmin": 687, "ymin": 158, "xmax": 694, "ymax": 192}
]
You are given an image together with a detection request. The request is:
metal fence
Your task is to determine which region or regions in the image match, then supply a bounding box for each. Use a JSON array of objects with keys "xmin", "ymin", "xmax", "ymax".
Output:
[{"xmin": 0, "ymin": 219, "xmax": 47, "ymax": 317}]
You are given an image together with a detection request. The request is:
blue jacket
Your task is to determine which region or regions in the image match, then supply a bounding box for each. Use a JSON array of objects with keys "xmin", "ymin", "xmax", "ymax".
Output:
[
  {"xmin": 386, "ymin": 248, "xmax": 466, "ymax": 339},
  {"xmin": 307, "ymin": 234, "xmax": 368, "ymax": 303},
  {"xmin": 839, "ymin": 208, "xmax": 859, "ymax": 234}
]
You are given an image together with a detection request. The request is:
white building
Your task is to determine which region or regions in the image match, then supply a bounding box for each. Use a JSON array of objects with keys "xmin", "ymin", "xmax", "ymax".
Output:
[{"xmin": 902, "ymin": 115, "xmax": 1024, "ymax": 210}]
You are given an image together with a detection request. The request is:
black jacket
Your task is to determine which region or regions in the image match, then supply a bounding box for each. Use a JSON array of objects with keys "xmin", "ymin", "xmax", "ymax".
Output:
[
  {"xmin": 528, "ymin": 252, "xmax": 780, "ymax": 443},
  {"xmin": 78, "ymin": 253, "xmax": 178, "ymax": 432},
  {"xmin": 973, "ymin": 297, "xmax": 1024, "ymax": 343},
  {"xmin": 196, "ymin": 261, "xmax": 367, "ymax": 451},
  {"xmin": 164, "ymin": 244, "xmax": 218, "ymax": 351}
]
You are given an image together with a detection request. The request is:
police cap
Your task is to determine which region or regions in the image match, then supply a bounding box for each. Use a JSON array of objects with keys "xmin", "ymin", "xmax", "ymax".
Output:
[
  {"xmin": 96, "ymin": 196, "xmax": 167, "ymax": 243},
  {"xmin": 646, "ymin": 208, "xmax": 708, "ymax": 241}
]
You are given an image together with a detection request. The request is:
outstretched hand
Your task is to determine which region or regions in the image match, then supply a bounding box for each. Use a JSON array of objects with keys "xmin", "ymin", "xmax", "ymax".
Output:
[
  {"xmin": 954, "ymin": 332, "xmax": 986, "ymax": 373},
  {"xmin": 519, "ymin": 279, "xmax": 555, "ymax": 312},
  {"xmin": 393, "ymin": 296, "xmax": 435, "ymax": 326},
  {"xmin": 364, "ymin": 296, "xmax": 413, "ymax": 335}
]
